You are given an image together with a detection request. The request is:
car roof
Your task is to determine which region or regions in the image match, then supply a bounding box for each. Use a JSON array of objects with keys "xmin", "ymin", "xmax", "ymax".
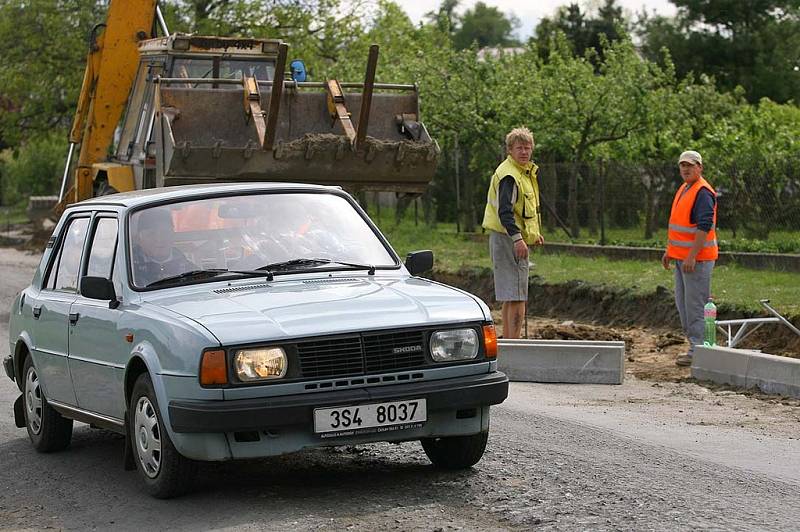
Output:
[{"xmin": 68, "ymin": 183, "xmax": 343, "ymax": 211}]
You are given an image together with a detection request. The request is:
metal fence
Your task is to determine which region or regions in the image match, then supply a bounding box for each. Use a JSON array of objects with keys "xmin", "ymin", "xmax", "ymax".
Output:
[
  {"xmin": 334, "ymin": 157, "xmax": 800, "ymax": 254},
  {"xmin": 421, "ymin": 158, "xmax": 800, "ymax": 253},
  {"xmin": 517, "ymin": 159, "xmax": 800, "ymax": 249}
]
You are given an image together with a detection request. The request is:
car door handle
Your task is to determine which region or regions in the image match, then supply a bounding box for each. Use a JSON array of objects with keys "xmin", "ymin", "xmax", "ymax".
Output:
[
  {"xmin": 69, "ymin": 312, "xmax": 80, "ymax": 325},
  {"xmin": 33, "ymin": 306, "xmax": 41, "ymax": 319}
]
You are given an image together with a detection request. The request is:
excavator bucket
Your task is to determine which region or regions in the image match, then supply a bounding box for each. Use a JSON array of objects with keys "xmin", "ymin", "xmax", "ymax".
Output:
[{"xmin": 155, "ymin": 83, "xmax": 439, "ymax": 194}]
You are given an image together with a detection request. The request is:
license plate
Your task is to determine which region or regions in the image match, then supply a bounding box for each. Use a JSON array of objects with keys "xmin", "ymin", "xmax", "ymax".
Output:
[{"xmin": 314, "ymin": 399, "xmax": 427, "ymax": 438}]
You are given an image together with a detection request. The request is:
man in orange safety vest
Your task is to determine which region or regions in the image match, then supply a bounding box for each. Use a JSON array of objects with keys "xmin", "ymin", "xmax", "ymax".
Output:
[{"xmin": 661, "ymin": 150, "xmax": 718, "ymax": 367}]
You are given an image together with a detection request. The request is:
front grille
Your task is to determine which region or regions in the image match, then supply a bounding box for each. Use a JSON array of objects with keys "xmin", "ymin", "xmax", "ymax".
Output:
[
  {"xmin": 364, "ymin": 330, "xmax": 426, "ymax": 373},
  {"xmin": 296, "ymin": 329, "xmax": 428, "ymax": 379},
  {"xmin": 297, "ymin": 336, "xmax": 364, "ymax": 378}
]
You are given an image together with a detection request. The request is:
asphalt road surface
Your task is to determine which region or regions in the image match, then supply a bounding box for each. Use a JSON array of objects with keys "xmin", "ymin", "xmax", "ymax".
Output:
[{"xmin": 1, "ymin": 247, "xmax": 799, "ymax": 531}]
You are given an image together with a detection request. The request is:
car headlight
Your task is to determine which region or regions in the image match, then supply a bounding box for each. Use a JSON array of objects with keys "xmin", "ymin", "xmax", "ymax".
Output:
[
  {"xmin": 430, "ymin": 329, "xmax": 479, "ymax": 362},
  {"xmin": 234, "ymin": 347, "xmax": 287, "ymax": 381}
]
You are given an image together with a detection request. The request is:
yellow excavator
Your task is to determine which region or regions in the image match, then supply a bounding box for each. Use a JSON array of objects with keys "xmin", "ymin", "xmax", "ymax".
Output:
[{"xmin": 54, "ymin": 1, "xmax": 439, "ymax": 214}]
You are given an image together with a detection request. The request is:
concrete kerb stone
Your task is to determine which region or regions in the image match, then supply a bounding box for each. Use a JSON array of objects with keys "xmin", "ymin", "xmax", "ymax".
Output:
[
  {"xmin": 498, "ymin": 339, "xmax": 625, "ymax": 384},
  {"xmin": 692, "ymin": 345, "xmax": 800, "ymax": 398}
]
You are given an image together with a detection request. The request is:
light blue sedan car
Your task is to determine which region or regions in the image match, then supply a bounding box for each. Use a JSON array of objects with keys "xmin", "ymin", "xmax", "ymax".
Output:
[{"xmin": 4, "ymin": 183, "xmax": 508, "ymax": 498}]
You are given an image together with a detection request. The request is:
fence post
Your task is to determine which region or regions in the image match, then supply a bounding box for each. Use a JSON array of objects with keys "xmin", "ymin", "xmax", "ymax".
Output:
[
  {"xmin": 454, "ymin": 133, "xmax": 461, "ymax": 233},
  {"xmin": 600, "ymin": 161, "xmax": 606, "ymax": 246}
]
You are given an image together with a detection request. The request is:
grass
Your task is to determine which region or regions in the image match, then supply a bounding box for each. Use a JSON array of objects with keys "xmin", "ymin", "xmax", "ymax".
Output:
[
  {"xmin": 378, "ymin": 217, "xmax": 800, "ymax": 316},
  {"xmin": 0, "ymin": 203, "xmax": 28, "ymax": 230}
]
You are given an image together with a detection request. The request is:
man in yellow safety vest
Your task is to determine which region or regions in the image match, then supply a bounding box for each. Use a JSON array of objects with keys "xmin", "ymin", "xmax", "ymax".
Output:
[{"xmin": 481, "ymin": 127, "xmax": 544, "ymax": 339}]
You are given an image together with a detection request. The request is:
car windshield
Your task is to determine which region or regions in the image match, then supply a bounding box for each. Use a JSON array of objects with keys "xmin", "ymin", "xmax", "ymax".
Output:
[{"xmin": 128, "ymin": 192, "xmax": 396, "ymax": 289}]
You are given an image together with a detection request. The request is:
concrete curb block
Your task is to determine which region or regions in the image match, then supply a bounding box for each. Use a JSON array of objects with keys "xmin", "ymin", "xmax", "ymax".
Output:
[
  {"xmin": 692, "ymin": 345, "xmax": 800, "ymax": 398},
  {"xmin": 498, "ymin": 339, "xmax": 625, "ymax": 384}
]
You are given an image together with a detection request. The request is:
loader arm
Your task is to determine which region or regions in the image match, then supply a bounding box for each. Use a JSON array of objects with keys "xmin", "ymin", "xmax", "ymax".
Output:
[{"xmin": 56, "ymin": 0, "xmax": 157, "ymax": 213}]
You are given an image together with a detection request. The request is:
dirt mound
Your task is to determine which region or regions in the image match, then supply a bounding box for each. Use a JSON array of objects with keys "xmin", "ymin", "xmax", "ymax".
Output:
[
  {"xmin": 535, "ymin": 321, "xmax": 632, "ymax": 348},
  {"xmin": 279, "ymin": 134, "xmax": 434, "ymax": 159},
  {"xmin": 431, "ymin": 268, "xmax": 800, "ymax": 359},
  {"xmin": 512, "ymin": 316, "xmax": 691, "ymax": 382}
]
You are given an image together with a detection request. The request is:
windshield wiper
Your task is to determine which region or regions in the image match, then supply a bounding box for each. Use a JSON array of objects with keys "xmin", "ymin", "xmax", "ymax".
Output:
[
  {"xmin": 257, "ymin": 258, "xmax": 376, "ymax": 275},
  {"xmin": 144, "ymin": 268, "xmax": 271, "ymax": 288}
]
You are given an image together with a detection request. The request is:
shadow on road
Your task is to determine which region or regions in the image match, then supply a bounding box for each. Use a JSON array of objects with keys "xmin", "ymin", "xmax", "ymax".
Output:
[{"xmin": 0, "ymin": 423, "xmax": 482, "ymax": 529}]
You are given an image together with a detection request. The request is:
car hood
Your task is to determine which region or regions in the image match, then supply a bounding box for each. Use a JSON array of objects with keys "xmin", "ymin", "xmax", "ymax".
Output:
[{"xmin": 143, "ymin": 275, "xmax": 488, "ymax": 345}]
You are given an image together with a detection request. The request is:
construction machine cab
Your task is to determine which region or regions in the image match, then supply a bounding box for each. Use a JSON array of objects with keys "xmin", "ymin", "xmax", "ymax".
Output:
[{"xmin": 110, "ymin": 34, "xmax": 438, "ymax": 196}]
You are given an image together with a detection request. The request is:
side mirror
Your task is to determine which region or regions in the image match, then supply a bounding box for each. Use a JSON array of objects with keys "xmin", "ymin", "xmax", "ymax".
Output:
[
  {"xmin": 290, "ymin": 59, "xmax": 307, "ymax": 82},
  {"xmin": 80, "ymin": 276, "xmax": 118, "ymax": 307},
  {"xmin": 405, "ymin": 250, "xmax": 433, "ymax": 276}
]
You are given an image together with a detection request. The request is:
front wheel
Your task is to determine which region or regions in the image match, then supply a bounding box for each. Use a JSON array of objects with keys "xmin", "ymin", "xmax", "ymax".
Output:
[
  {"xmin": 22, "ymin": 356, "xmax": 73, "ymax": 452},
  {"xmin": 129, "ymin": 373, "xmax": 196, "ymax": 498},
  {"xmin": 421, "ymin": 431, "xmax": 489, "ymax": 469}
]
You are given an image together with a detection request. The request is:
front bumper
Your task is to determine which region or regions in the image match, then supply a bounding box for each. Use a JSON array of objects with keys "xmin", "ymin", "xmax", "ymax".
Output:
[
  {"xmin": 3, "ymin": 355, "xmax": 14, "ymax": 382},
  {"xmin": 168, "ymin": 371, "xmax": 509, "ymax": 433}
]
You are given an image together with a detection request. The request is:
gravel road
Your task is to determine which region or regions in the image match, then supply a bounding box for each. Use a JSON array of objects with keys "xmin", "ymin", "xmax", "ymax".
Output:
[{"xmin": 1, "ymin": 247, "xmax": 799, "ymax": 531}]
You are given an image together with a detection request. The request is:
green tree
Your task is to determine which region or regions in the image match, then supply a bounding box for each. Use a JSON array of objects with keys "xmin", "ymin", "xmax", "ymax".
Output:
[
  {"xmin": 533, "ymin": 0, "xmax": 628, "ymax": 63},
  {"xmin": 0, "ymin": 129, "xmax": 67, "ymax": 204},
  {"xmin": 0, "ymin": 0, "xmax": 106, "ymax": 147},
  {"xmin": 424, "ymin": 0, "xmax": 460, "ymax": 36},
  {"xmin": 637, "ymin": 0, "xmax": 800, "ymax": 103},
  {"xmin": 693, "ymin": 98, "xmax": 800, "ymax": 239},
  {"xmin": 452, "ymin": 1, "xmax": 520, "ymax": 50},
  {"xmin": 533, "ymin": 35, "xmax": 662, "ymax": 237},
  {"xmin": 162, "ymin": 0, "xmax": 370, "ymax": 65}
]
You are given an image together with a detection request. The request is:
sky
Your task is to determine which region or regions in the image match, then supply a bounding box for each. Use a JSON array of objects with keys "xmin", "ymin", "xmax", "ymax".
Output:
[{"xmin": 393, "ymin": 0, "xmax": 678, "ymax": 41}]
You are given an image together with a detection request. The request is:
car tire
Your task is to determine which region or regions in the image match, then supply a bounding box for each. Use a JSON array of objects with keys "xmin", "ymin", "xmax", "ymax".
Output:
[
  {"xmin": 22, "ymin": 356, "xmax": 73, "ymax": 452},
  {"xmin": 129, "ymin": 373, "xmax": 197, "ymax": 499},
  {"xmin": 421, "ymin": 431, "xmax": 489, "ymax": 469}
]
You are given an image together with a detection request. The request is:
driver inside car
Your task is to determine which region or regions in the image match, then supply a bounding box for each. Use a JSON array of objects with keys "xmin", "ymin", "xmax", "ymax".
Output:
[
  {"xmin": 233, "ymin": 200, "xmax": 310, "ymax": 269},
  {"xmin": 132, "ymin": 208, "xmax": 197, "ymax": 287}
]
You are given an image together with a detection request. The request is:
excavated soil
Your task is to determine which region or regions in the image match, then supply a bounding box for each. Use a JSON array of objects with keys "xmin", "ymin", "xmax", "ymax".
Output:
[
  {"xmin": 279, "ymin": 133, "xmax": 434, "ymax": 158},
  {"xmin": 431, "ymin": 268, "xmax": 800, "ymax": 363},
  {"xmin": 505, "ymin": 315, "xmax": 694, "ymax": 382}
]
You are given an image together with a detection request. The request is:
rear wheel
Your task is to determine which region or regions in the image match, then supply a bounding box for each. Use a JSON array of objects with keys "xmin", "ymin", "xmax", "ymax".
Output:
[
  {"xmin": 22, "ymin": 356, "xmax": 73, "ymax": 452},
  {"xmin": 421, "ymin": 431, "xmax": 489, "ymax": 469},
  {"xmin": 129, "ymin": 373, "xmax": 196, "ymax": 498}
]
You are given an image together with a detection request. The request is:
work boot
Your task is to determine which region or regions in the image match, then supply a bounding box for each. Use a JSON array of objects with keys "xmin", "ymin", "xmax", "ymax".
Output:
[{"xmin": 675, "ymin": 354, "xmax": 692, "ymax": 367}]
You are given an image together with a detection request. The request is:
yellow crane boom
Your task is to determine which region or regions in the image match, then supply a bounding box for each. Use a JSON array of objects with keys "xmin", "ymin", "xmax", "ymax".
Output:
[{"xmin": 57, "ymin": 0, "xmax": 157, "ymax": 212}]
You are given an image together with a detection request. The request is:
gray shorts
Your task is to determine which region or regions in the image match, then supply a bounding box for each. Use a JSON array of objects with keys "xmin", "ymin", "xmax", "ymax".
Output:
[{"xmin": 489, "ymin": 231, "xmax": 530, "ymax": 302}]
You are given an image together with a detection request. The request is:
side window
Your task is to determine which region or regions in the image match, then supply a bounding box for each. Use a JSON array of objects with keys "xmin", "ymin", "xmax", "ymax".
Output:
[
  {"xmin": 53, "ymin": 217, "xmax": 90, "ymax": 292},
  {"xmin": 86, "ymin": 218, "xmax": 119, "ymax": 279},
  {"xmin": 42, "ymin": 245, "xmax": 63, "ymax": 290}
]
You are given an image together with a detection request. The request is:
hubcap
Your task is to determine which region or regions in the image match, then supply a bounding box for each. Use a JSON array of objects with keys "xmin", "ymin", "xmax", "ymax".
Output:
[
  {"xmin": 134, "ymin": 396, "xmax": 162, "ymax": 478},
  {"xmin": 25, "ymin": 366, "xmax": 42, "ymax": 435}
]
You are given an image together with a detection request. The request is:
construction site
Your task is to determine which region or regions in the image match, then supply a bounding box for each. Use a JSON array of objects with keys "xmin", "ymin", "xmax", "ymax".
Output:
[{"xmin": 1, "ymin": 0, "xmax": 800, "ymax": 529}]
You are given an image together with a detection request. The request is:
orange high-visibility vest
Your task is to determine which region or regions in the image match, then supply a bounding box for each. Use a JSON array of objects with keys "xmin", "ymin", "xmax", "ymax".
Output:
[{"xmin": 666, "ymin": 177, "xmax": 718, "ymax": 261}]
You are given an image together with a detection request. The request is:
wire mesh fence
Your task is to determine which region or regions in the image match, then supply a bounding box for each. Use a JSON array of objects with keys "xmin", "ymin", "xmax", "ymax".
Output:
[
  {"xmin": 393, "ymin": 157, "xmax": 800, "ymax": 254},
  {"xmin": 531, "ymin": 159, "xmax": 800, "ymax": 253}
]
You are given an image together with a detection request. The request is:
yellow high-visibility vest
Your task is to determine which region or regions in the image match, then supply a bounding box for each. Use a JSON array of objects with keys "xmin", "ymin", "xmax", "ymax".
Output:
[{"xmin": 481, "ymin": 156, "xmax": 541, "ymax": 244}]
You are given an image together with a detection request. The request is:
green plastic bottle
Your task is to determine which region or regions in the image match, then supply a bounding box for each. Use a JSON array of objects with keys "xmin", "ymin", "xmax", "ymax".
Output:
[{"xmin": 703, "ymin": 297, "xmax": 717, "ymax": 346}]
